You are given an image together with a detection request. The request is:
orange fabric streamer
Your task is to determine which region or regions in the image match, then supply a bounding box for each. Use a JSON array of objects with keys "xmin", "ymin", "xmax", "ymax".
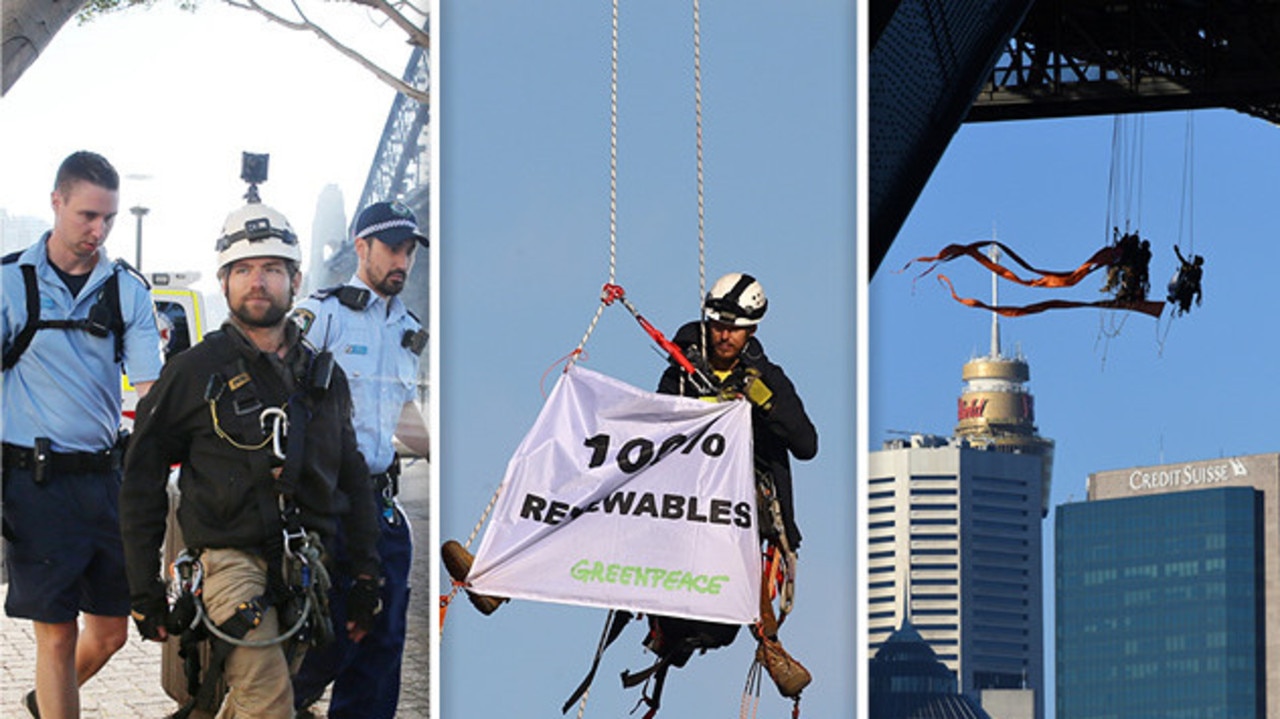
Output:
[
  {"xmin": 937, "ymin": 275, "xmax": 1165, "ymax": 319},
  {"xmin": 905, "ymin": 240, "xmax": 1120, "ymax": 289}
]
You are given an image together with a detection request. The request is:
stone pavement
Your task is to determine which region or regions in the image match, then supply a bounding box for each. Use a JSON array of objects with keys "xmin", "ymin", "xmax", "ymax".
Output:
[{"xmin": 0, "ymin": 479, "xmax": 432, "ymax": 718}]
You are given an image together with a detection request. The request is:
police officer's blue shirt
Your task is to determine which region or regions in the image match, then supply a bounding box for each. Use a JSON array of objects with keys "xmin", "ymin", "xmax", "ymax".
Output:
[
  {"xmin": 294, "ymin": 275, "xmax": 421, "ymax": 474},
  {"xmin": 1, "ymin": 236, "xmax": 164, "ymax": 452}
]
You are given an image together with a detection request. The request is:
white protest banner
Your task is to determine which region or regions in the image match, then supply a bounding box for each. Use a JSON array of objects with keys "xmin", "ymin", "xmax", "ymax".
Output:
[{"xmin": 468, "ymin": 364, "xmax": 760, "ymax": 625}]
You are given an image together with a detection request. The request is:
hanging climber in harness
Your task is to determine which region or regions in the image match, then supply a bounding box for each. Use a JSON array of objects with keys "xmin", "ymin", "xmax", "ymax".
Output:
[
  {"xmin": 119, "ymin": 172, "xmax": 383, "ymax": 719},
  {"xmin": 1102, "ymin": 229, "xmax": 1152, "ymax": 304},
  {"xmin": 1166, "ymin": 244, "xmax": 1204, "ymax": 316},
  {"xmin": 637, "ymin": 272, "xmax": 818, "ymax": 710}
]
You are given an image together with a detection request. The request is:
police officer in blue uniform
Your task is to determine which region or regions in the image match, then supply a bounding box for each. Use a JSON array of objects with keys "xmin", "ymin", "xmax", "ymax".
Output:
[
  {"xmin": 291, "ymin": 200, "xmax": 430, "ymax": 718},
  {"xmin": 2, "ymin": 150, "xmax": 163, "ymax": 718}
]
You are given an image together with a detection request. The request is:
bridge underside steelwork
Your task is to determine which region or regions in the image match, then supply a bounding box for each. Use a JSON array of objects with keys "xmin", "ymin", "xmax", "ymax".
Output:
[
  {"xmin": 314, "ymin": 43, "xmax": 430, "ymax": 327},
  {"xmin": 871, "ymin": 0, "xmax": 1280, "ymax": 278},
  {"xmin": 973, "ymin": 0, "xmax": 1280, "ymax": 123}
]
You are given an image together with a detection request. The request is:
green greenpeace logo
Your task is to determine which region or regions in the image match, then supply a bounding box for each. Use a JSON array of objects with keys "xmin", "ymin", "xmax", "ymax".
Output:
[{"xmin": 570, "ymin": 559, "xmax": 729, "ymax": 595}]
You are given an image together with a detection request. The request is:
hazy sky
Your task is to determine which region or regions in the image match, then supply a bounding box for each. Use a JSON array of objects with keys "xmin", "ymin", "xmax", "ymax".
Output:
[{"xmin": 0, "ymin": 2, "xmax": 417, "ymax": 295}]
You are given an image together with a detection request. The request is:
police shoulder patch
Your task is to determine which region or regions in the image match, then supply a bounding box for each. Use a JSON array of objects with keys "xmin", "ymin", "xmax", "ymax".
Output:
[{"xmin": 291, "ymin": 308, "xmax": 316, "ymax": 335}]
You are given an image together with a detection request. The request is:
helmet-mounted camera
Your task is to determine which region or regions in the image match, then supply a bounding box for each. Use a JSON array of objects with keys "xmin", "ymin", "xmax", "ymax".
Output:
[
  {"xmin": 241, "ymin": 152, "xmax": 269, "ymax": 203},
  {"xmin": 216, "ymin": 151, "xmax": 301, "ymax": 269}
]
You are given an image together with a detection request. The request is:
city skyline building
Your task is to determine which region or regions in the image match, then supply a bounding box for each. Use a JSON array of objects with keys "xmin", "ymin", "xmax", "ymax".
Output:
[
  {"xmin": 869, "ymin": 265, "xmax": 1052, "ymax": 719},
  {"xmin": 1056, "ymin": 453, "xmax": 1280, "ymax": 719},
  {"xmin": 0, "ymin": 209, "xmax": 50, "ymax": 255},
  {"xmin": 870, "ymin": 616, "xmax": 996, "ymax": 719}
]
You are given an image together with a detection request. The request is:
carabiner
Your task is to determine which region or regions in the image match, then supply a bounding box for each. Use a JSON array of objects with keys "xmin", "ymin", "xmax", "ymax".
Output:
[{"xmin": 260, "ymin": 406, "xmax": 288, "ymax": 461}]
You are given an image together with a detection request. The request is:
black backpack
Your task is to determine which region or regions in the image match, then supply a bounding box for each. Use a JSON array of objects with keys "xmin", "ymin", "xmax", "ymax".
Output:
[{"xmin": 1, "ymin": 251, "xmax": 135, "ymax": 371}]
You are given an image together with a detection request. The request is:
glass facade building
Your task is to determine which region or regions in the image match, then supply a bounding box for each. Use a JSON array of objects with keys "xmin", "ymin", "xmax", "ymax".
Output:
[
  {"xmin": 1056, "ymin": 486, "xmax": 1265, "ymax": 719},
  {"xmin": 868, "ymin": 438, "xmax": 1046, "ymax": 716}
]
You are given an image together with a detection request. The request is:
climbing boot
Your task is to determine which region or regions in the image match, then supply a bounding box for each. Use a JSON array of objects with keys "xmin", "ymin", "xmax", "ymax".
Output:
[
  {"xmin": 756, "ymin": 635, "xmax": 811, "ymax": 699},
  {"xmin": 441, "ymin": 540, "xmax": 507, "ymax": 615}
]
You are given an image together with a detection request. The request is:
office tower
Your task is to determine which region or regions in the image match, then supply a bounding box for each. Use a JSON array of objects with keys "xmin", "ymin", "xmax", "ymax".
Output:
[
  {"xmin": 869, "ymin": 285, "xmax": 1052, "ymax": 719},
  {"xmin": 1057, "ymin": 455, "xmax": 1276, "ymax": 719},
  {"xmin": 869, "ymin": 617, "xmax": 995, "ymax": 719}
]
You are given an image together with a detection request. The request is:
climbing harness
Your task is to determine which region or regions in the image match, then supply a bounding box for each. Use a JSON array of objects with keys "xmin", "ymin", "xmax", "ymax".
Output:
[
  {"xmin": 164, "ymin": 534, "xmax": 333, "ymax": 718},
  {"xmin": 165, "ymin": 340, "xmax": 339, "ymax": 717},
  {"xmin": 755, "ymin": 469, "xmax": 796, "ymax": 626}
]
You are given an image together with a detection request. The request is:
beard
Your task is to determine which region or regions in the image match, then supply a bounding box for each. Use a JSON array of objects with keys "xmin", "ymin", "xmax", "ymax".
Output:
[
  {"xmin": 230, "ymin": 292, "xmax": 292, "ymax": 328},
  {"xmin": 374, "ymin": 269, "xmax": 408, "ymax": 297}
]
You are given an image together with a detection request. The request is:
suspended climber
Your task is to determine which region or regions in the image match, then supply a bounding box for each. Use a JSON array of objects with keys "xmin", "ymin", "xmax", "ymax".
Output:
[
  {"xmin": 645, "ymin": 272, "xmax": 818, "ymax": 704},
  {"xmin": 438, "ymin": 4, "xmax": 814, "ymax": 713},
  {"xmin": 1166, "ymin": 245, "xmax": 1204, "ymax": 316},
  {"xmin": 1100, "ymin": 229, "xmax": 1152, "ymax": 304},
  {"xmin": 442, "ymin": 273, "xmax": 818, "ymax": 715}
]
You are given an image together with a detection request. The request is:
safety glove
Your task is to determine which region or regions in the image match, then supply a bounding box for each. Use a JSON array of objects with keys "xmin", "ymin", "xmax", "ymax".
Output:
[
  {"xmin": 130, "ymin": 586, "xmax": 169, "ymax": 641},
  {"xmin": 166, "ymin": 588, "xmax": 198, "ymax": 635},
  {"xmin": 347, "ymin": 575, "xmax": 384, "ymax": 634},
  {"xmin": 741, "ymin": 367, "xmax": 774, "ymax": 410}
]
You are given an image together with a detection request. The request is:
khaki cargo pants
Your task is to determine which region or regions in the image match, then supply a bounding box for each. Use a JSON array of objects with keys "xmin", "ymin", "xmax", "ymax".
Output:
[{"xmin": 199, "ymin": 547, "xmax": 300, "ymax": 719}]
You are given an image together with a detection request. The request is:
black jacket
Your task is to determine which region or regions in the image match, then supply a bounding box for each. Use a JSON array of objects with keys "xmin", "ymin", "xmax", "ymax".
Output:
[
  {"xmin": 657, "ymin": 321, "xmax": 817, "ymax": 549},
  {"xmin": 120, "ymin": 322, "xmax": 380, "ymax": 603}
]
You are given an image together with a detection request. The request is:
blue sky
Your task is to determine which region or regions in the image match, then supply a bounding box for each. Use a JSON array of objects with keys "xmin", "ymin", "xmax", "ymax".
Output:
[
  {"xmin": 870, "ymin": 108, "xmax": 1280, "ymax": 716},
  {"xmin": 439, "ymin": 2, "xmax": 854, "ymax": 717}
]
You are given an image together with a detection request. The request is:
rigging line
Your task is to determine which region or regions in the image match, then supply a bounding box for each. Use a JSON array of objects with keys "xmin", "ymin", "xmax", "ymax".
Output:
[
  {"xmin": 694, "ymin": 0, "xmax": 708, "ymax": 361},
  {"xmin": 1135, "ymin": 115, "xmax": 1145, "ymax": 232},
  {"xmin": 1155, "ymin": 304, "xmax": 1174, "ymax": 357},
  {"xmin": 569, "ymin": 0, "xmax": 621, "ymax": 368},
  {"xmin": 696, "ymin": 0, "xmax": 706, "ymax": 318},
  {"xmin": 1177, "ymin": 111, "xmax": 1195, "ymax": 255},
  {"xmin": 1106, "ymin": 116, "xmax": 1122, "ymax": 241},
  {"xmin": 1122, "ymin": 115, "xmax": 1145, "ymax": 233},
  {"xmin": 1122, "ymin": 116, "xmax": 1134, "ymax": 230}
]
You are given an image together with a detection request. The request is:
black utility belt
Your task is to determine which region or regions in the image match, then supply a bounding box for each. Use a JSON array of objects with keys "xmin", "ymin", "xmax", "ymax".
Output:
[
  {"xmin": 2, "ymin": 441, "xmax": 121, "ymax": 476},
  {"xmin": 372, "ymin": 470, "xmax": 399, "ymax": 497},
  {"xmin": 373, "ymin": 455, "xmax": 402, "ymax": 496}
]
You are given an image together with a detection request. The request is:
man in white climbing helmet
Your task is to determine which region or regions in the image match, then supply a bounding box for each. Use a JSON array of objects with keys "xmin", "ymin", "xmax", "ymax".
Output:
[
  {"xmin": 120, "ymin": 179, "xmax": 382, "ymax": 719},
  {"xmin": 650, "ymin": 271, "xmax": 818, "ymax": 704}
]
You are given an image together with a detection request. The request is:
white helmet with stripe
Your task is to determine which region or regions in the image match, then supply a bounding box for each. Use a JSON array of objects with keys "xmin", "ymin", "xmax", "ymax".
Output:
[
  {"xmin": 216, "ymin": 201, "xmax": 301, "ymax": 270},
  {"xmin": 704, "ymin": 272, "xmax": 767, "ymax": 327}
]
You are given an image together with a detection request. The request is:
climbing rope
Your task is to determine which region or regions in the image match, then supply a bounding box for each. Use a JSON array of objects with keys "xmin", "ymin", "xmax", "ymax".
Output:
[
  {"xmin": 1105, "ymin": 114, "xmax": 1145, "ymax": 240},
  {"xmin": 739, "ymin": 659, "xmax": 763, "ymax": 719},
  {"xmin": 1156, "ymin": 110, "xmax": 1198, "ymax": 355},
  {"xmin": 568, "ymin": 0, "xmax": 622, "ymax": 368},
  {"xmin": 439, "ymin": 479, "xmax": 503, "ymax": 631},
  {"xmin": 570, "ymin": 0, "xmax": 710, "ymax": 369},
  {"xmin": 1177, "ymin": 111, "xmax": 1195, "ymax": 257},
  {"xmin": 693, "ymin": 0, "xmax": 708, "ymax": 369},
  {"xmin": 1097, "ymin": 115, "xmax": 1145, "ymax": 356}
]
